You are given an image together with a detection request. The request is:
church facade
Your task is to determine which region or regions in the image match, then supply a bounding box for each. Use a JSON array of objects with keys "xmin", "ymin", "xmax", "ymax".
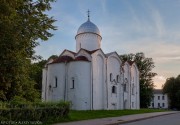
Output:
[{"xmin": 42, "ymin": 16, "xmax": 140, "ymax": 110}]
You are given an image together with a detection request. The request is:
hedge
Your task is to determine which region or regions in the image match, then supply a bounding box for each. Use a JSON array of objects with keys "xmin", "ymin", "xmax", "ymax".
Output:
[{"xmin": 0, "ymin": 101, "xmax": 70, "ymax": 123}]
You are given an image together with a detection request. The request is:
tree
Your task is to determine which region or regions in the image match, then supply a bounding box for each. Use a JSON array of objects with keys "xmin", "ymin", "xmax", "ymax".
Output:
[
  {"xmin": 120, "ymin": 52, "xmax": 157, "ymax": 108},
  {"xmin": 0, "ymin": 0, "xmax": 56, "ymax": 101},
  {"xmin": 163, "ymin": 75, "xmax": 180, "ymax": 110}
]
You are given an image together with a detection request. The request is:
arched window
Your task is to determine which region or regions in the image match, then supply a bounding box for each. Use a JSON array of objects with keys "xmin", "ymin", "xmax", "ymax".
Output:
[
  {"xmin": 112, "ymin": 86, "xmax": 116, "ymax": 93},
  {"xmin": 110, "ymin": 73, "xmax": 113, "ymax": 82}
]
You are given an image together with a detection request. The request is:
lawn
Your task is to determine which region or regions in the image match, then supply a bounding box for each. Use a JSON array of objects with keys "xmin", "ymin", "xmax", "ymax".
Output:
[{"xmin": 56, "ymin": 109, "xmax": 167, "ymax": 123}]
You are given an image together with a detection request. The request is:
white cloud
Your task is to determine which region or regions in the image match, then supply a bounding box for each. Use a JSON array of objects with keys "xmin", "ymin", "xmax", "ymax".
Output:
[
  {"xmin": 150, "ymin": 9, "xmax": 166, "ymax": 38},
  {"xmin": 100, "ymin": 0, "xmax": 107, "ymax": 14},
  {"xmin": 153, "ymin": 75, "xmax": 166, "ymax": 89}
]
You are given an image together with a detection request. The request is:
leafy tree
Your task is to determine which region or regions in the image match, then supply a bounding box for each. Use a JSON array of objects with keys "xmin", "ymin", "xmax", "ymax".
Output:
[
  {"xmin": 120, "ymin": 52, "xmax": 157, "ymax": 108},
  {"xmin": 48, "ymin": 55, "xmax": 59, "ymax": 60},
  {"xmin": 0, "ymin": 0, "xmax": 56, "ymax": 101},
  {"xmin": 30, "ymin": 60, "xmax": 47, "ymax": 92},
  {"xmin": 163, "ymin": 75, "xmax": 180, "ymax": 109}
]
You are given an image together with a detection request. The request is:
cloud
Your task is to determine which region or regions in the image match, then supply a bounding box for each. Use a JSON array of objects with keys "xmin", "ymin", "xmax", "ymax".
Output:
[
  {"xmin": 153, "ymin": 75, "xmax": 166, "ymax": 89},
  {"xmin": 35, "ymin": 0, "xmax": 180, "ymax": 86},
  {"xmin": 149, "ymin": 5, "xmax": 166, "ymax": 38},
  {"xmin": 100, "ymin": 0, "xmax": 107, "ymax": 14}
]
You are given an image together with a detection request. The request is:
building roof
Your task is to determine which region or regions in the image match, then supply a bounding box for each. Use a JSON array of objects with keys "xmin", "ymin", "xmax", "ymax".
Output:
[
  {"xmin": 128, "ymin": 61, "xmax": 135, "ymax": 65},
  {"xmin": 50, "ymin": 54, "xmax": 90, "ymax": 64},
  {"xmin": 51, "ymin": 56, "xmax": 74, "ymax": 64},
  {"xmin": 105, "ymin": 52, "xmax": 117, "ymax": 57},
  {"xmin": 153, "ymin": 89, "xmax": 163, "ymax": 94},
  {"xmin": 82, "ymin": 49, "xmax": 100, "ymax": 54},
  {"xmin": 75, "ymin": 56, "xmax": 89, "ymax": 61}
]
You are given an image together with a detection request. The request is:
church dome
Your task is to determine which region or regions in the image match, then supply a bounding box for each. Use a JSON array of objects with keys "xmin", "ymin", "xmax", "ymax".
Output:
[
  {"xmin": 75, "ymin": 12, "xmax": 102, "ymax": 52},
  {"xmin": 76, "ymin": 20, "xmax": 101, "ymax": 36}
]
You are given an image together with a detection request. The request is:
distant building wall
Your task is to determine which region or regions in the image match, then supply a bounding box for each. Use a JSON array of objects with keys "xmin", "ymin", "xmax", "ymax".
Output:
[{"xmin": 149, "ymin": 89, "xmax": 169, "ymax": 109}]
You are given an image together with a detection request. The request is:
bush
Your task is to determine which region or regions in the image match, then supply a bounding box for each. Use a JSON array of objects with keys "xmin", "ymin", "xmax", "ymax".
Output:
[{"xmin": 0, "ymin": 101, "xmax": 70, "ymax": 124}]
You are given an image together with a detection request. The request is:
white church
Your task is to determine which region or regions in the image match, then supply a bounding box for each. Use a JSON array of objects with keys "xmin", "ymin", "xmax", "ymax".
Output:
[{"xmin": 42, "ymin": 13, "xmax": 140, "ymax": 110}]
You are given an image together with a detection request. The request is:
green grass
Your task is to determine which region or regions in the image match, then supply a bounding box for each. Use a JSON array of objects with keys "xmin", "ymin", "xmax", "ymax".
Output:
[{"xmin": 54, "ymin": 109, "xmax": 168, "ymax": 123}]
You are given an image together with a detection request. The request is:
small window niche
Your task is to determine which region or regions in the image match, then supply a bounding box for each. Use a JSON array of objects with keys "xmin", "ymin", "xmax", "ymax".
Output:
[
  {"xmin": 54, "ymin": 76, "xmax": 57, "ymax": 88},
  {"xmin": 124, "ymin": 84, "xmax": 127, "ymax": 92},
  {"xmin": 116, "ymin": 75, "xmax": 120, "ymax": 83},
  {"xmin": 124, "ymin": 78, "xmax": 128, "ymax": 92},
  {"xmin": 112, "ymin": 86, "xmax": 116, "ymax": 94},
  {"xmin": 70, "ymin": 77, "xmax": 75, "ymax": 89},
  {"xmin": 110, "ymin": 73, "xmax": 113, "ymax": 82},
  {"xmin": 132, "ymin": 84, "xmax": 135, "ymax": 95}
]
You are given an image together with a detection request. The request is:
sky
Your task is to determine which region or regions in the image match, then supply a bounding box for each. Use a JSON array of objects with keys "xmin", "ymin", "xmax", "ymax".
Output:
[{"xmin": 35, "ymin": 0, "xmax": 180, "ymax": 89}]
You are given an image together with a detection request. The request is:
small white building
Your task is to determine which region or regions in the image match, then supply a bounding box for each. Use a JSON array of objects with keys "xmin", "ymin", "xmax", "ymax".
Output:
[
  {"xmin": 42, "ymin": 15, "xmax": 140, "ymax": 110},
  {"xmin": 149, "ymin": 89, "xmax": 169, "ymax": 109}
]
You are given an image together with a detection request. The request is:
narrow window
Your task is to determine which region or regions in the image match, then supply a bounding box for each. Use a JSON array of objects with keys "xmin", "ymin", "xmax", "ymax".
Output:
[
  {"xmin": 124, "ymin": 84, "xmax": 127, "ymax": 92},
  {"xmin": 132, "ymin": 84, "xmax": 134, "ymax": 95},
  {"xmin": 124, "ymin": 78, "xmax": 128, "ymax": 92},
  {"xmin": 158, "ymin": 103, "xmax": 160, "ymax": 108},
  {"xmin": 54, "ymin": 76, "xmax": 57, "ymax": 88},
  {"xmin": 112, "ymin": 86, "xmax": 116, "ymax": 93},
  {"xmin": 158, "ymin": 96, "xmax": 160, "ymax": 100},
  {"xmin": 116, "ymin": 75, "xmax": 120, "ymax": 83},
  {"xmin": 152, "ymin": 103, "xmax": 154, "ymax": 108},
  {"xmin": 162, "ymin": 95, "xmax": 165, "ymax": 100},
  {"xmin": 70, "ymin": 77, "xmax": 75, "ymax": 89},
  {"xmin": 110, "ymin": 73, "xmax": 113, "ymax": 82},
  {"xmin": 162, "ymin": 103, "xmax": 165, "ymax": 107}
]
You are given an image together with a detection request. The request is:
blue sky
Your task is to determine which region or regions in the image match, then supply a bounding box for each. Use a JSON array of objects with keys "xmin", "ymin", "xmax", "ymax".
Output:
[{"xmin": 35, "ymin": 0, "xmax": 180, "ymax": 89}]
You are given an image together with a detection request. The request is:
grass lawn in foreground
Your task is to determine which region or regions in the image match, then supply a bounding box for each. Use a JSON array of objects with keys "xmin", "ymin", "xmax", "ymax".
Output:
[{"xmin": 56, "ymin": 109, "xmax": 167, "ymax": 123}]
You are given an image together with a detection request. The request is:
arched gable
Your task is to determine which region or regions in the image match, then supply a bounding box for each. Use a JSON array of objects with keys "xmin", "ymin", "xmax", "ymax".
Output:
[
  {"xmin": 91, "ymin": 49, "xmax": 106, "ymax": 59},
  {"xmin": 106, "ymin": 52, "xmax": 122, "ymax": 65},
  {"xmin": 131, "ymin": 63, "xmax": 139, "ymax": 78},
  {"xmin": 60, "ymin": 49, "xmax": 76, "ymax": 59},
  {"xmin": 123, "ymin": 61, "xmax": 131, "ymax": 84},
  {"xmin": 76, "ymin": 49, "xmax": 92, "ymax": 61},
  {"xmin": 123, "ymin": 62, "xmax": 130, "ymax": 74}
]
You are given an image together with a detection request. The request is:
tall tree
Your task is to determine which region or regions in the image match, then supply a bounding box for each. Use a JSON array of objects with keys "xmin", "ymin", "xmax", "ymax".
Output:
[
  {"xmin": 120, "ymin": 52, "xmax": 157, "ymax": 108},
  {"xmin": 163, "ymin": 75, "xmax": 180, "ymax": 110},
  {"xmin": 0, "ymin": 0, "xmax": 56, "ymax": 101}
]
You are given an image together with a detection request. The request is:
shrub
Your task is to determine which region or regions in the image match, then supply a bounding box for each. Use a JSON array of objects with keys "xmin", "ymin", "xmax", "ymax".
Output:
[{"xmin": 0, "ymin": 101, "xmax": 70, "ymax": 124}]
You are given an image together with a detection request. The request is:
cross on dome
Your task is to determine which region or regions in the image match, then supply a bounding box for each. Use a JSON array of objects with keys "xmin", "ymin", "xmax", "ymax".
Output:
[{"xmin": 87, "ymin": 9, "xmax": 90, "ymax": 21}]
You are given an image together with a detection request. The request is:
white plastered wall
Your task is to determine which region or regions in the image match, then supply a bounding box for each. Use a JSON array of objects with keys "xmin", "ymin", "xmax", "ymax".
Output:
[
  {"xmin": 107, "ymin": 53, "xmax": 122, "ymax": 110},
  {"xmin": 76, "ymin": 33, "xmax": 101, "ymax": 52},
  {"xmin": 130, "ymin": 64, "xmax": 140, "ymax": 109},
  {"xmin": 46, "ymin": 63, "xmax": 66, "ymax": 101},
  {"xmin": 123, "ymin": 62, "xmax": 131, "ymax": 109},
  {"xmin": 91, "ymin": 50, "xmax": 106, "ymax": 110},
  {"xmin": 67, "ymin": 61, "xmax": 91, "ymax": 110}
]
